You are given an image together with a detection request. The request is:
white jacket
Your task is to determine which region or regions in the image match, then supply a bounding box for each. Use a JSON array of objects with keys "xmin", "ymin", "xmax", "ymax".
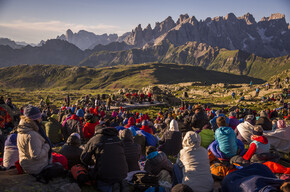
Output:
[{"xmin": 176, "ymin": 131, "xmax": 214, "ymax": 192}]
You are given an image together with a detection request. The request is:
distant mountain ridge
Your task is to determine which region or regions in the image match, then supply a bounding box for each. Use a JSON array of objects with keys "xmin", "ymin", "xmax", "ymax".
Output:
[{"xmin": 124, "ymin": 13, "xmax": 290, "ymax": 58}]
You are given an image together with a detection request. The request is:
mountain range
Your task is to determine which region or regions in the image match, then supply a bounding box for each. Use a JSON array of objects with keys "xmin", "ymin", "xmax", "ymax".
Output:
[{"xmin": 0, "ymin": 12, "xmax": 289, "ymax": 84}]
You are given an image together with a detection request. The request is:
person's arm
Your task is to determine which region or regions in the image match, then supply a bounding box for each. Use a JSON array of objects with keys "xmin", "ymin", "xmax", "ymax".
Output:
[
  {"xmin": 243, "ymin": 143, "xmax": 257, "ymax": 160},
  {"xmin": 80, "ymin": 140, "xmax": 98, "ymax": 166},
  {"xmin": 28, "ymin": 133, "xmax": 50, "ymax": 160}
]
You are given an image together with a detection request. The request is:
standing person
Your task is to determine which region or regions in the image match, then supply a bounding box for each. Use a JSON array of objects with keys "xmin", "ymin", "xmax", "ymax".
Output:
[
  {"xmin": 232, "ymin": 91, "xmax": 236, "ymax": 100},
  {"xmin": 81, "ymin": 127, "xmax": 128, "ymax": 191},
  {"xmin": 175, "ymin": 131, "xmax": 214, "ymax": 192},
  {"xmin": 65, "ymin": 94, "xmax": 70, "ymax": 107},
  {"xmin": 255, "ymin": 87, "xmax": 260, "ymax": 97},
  {"xmin": 106, "ymin": 96, "xmax": 111, "ymax": 111},
  {"xmin": 17, "ymin": 105, "xmax": 52, "ymax": 175},
  {"xmin": 250, "ymin": 81, "xmax": 253, "ymax": 88},
  {"xmin": 45, "ymin": 96, "xmax": 50, "ymax": 108}
]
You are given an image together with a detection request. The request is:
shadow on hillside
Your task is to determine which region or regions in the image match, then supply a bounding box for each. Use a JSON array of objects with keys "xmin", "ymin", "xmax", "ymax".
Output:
[{"xmin": 152, "ymin": 63, "xmax": 265, "ymax": 85}]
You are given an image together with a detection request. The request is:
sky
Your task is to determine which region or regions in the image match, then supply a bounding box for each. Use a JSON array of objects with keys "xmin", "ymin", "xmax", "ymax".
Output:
[{"xmin": 0, "ymin": 0, "xmax": 289, "ymax": 44}]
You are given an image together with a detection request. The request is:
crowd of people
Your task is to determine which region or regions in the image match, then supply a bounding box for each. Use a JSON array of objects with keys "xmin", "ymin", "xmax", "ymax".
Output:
[{"xmin": 0, "ymin": 93, "xmax": 290, "ymax": 192}]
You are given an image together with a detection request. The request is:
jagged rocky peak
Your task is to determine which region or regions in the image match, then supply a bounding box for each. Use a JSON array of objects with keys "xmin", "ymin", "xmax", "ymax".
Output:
[
  {"xmin": 189, "ymin": 16, "xmax": 198, "ymax": 24},
  {"xmin": 261, "ymin": 13, "xmax": 285, "ymax": 22},
  {"xmin": 65, "ymin": 29, "xmax": 73, "ymax": 40},
  {"xmin": 145, "ymin": 24, "xmax": 152, "ymax": 30},
  {"xmin": 225, "ymin": 13, "xmax": 237, "ymax": 21},
  {"xmin": 238, "ymin": 13, "xmax": 256, "ymax": 25},
  {"xmin": 269, "ymin": 13, "xmax": 285, "ymax": 20},
  {"xmin": 177, "ymin": 14, "xmax": 190, "ymax": 24}
]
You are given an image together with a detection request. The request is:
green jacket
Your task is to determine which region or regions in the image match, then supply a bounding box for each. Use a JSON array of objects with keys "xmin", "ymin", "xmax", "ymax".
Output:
[
  {"xmin": 199, "ymin": 129, "xmax": 214, "ymax": 149},
  {"xmin": 45, "ymin": 117, "xmax": 63, "ymax": 144}
]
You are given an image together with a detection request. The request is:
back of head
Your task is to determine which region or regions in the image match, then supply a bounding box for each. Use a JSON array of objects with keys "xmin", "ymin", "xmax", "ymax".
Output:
[
  {"xmin": 67, "ymin": 132, "xmax": 81, "ymax": 146},
  {"xmin": 229, "ymin": 111, "xmax": 236, "ymax": 117},
  {"xmin": 146, "ymin": 146, "xmax": 157, "ymax": 156},
  {"xmin": 169, "ymin": 119, "xmax": 179, "ymax": 131},
  {"xmin": 259, "ymin": 111, "xmax": 268, "ymax": 118},
  {"xmin": 182, "ymin": 131, "xmax": 201, "ymax": 149},
  {"xmin": 245, "ymin": 115, "xmax": 255, "ymax": 125},
  {"xmin": 119, "ymin": 128, "xmax": 133, "ymax": 142},
  {"xmin": 171, "ymin": 184, "xmax": 194, "ymax": 192},
  {"xmin": 24, "ymin": 104, "xmax": 42, "ymax": 120},
  {"xmin": 253, "ymin": 125, "xmax": 264, "ymax": 136},
  {"xmin": 217, "ymin": 116, "xmax": 227, "ymax": 127}
]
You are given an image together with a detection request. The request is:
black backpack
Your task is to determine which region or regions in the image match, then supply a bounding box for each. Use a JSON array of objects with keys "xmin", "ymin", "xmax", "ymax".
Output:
[
  {"xmin": 94, "ymin": 137, "xmax": 128, "ymax": 184},
  {"xmin": 35, "ymin": 162, "xmax": 67, "ymax": 184}
]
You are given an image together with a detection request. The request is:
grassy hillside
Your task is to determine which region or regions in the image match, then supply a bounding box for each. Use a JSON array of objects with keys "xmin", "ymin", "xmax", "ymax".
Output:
[{"xmin": 0, "ymin": 63, "xmax": 264, "ymax": 91}]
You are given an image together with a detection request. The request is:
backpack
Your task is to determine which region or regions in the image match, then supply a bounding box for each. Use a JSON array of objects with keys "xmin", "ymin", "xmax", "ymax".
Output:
[
  {"xmin": 94, "ymin": 137, "xmax": 128, "ymax": 184},
  {"xmin": 71, "ymin": 164, "xmax": 90, "ymax": 186},
  {"xmin": 131, "ymin": 172, "xmax": 159, "ymax": 192},
  {"xmin": 36, "ymin": 162, "xmax": 67, "ymax": 184},
  {"xmin": 52, "ymin": 152, "xmax": 68, "ymax": 170},
  {"xmin": 210, "ymin": 162, "xmax": 230, "ymax": 180}
]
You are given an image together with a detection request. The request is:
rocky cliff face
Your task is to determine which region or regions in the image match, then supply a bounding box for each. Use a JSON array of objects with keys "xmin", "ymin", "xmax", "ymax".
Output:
[
  {"xmin": 124, "ymin": 13, "xmax": 290, "ymax": 57},
  {"xmin": 57, "ymin": 29, "xmax": 118, "ymax": 50}
]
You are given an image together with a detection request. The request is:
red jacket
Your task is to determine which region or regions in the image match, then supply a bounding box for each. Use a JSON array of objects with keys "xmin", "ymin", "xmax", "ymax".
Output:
[
  {"xmin": 243, "ymin": 135, "xmax": 269, "ymax": 160},
  {"xmin": 83, "ymin": 121, "xmax": 99, "ymax": 139},
  {"xmin": 141, "ymin": 125, "xmax": 153, "ymax": 134}
]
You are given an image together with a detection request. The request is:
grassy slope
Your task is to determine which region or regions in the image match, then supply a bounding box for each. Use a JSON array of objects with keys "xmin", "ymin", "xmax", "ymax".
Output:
[{"xmin": 0, "ymin": 63, "xmax": 264, "ymax": 91}]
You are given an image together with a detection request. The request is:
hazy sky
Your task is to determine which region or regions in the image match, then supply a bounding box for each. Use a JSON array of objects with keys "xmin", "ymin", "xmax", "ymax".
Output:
[{"xmin": 0, "ymin": 0, "xmax": 289, "ymax": 43}]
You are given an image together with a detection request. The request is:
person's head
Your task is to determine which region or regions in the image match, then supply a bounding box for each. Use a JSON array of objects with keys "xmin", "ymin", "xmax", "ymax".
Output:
[
  {"xmin": 67, "ymin": 132, "xmax": 81, "ymax": 147},
  {"xmin": 229, "ymin": 111, "xmax": 236, "ymax": 117},
  {"xmin": 253, "ymin": 125, "xmax": 264, "ymax": 136},
  {"xmin": 119, "ymin": 129, "xmax": 134, "ymax": 142},
  {"xmin": 260, "ymin": 111, "xmax": 268, "ymax": 118},
  {"xmin": 76, "ymin": 109, "xmax": 84, "ymax": 119},
  {"xmin": 24, "ymin": 104, "xmax": 42, "ymax": 122},
  {"xmin": 171, "ymin": 184, "xmax": 194, "ymax": 192},
  {"xmin": 277, "ymin": 119, "xmax": 286, "ymax": 129},
  {"xmin": 182, "ymin": 131, "xmax": 201, "ymax": 149},
  {"xmin": 281, "ymin": 182, "xmax": 290, "ymax": 192},
  {"xmin": 216, "ymin": 116, "xmax": 227, "ymax": 127},
  {"xmin": 146, "ymin": 146, "xmax": 157, "ymax": 156},
  {"xmin": 169, "ymin": 119, "xmax": 179, "ymax": 131}
]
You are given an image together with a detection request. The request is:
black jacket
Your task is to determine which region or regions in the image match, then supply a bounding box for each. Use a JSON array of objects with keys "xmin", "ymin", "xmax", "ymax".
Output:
[
  {"xmin": 159, "ymin": 131, "xmax": 182, "ymax": 156},
  {"xmin": 81, "ymin": 128, "xmax": 128, "ymax": 184}
]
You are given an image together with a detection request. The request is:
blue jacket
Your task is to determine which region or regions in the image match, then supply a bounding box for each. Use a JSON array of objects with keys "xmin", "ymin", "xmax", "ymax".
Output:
[
  {"xmin": 215, "ymin": 126, "xmax": 238, "ymax": 158},
  {"xmin": 222, "ymin": 163, "xmax": 284, "ymax": 192}
]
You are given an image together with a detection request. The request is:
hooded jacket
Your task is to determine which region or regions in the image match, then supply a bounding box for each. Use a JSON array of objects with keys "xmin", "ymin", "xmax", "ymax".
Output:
[
  {"xmin": 235, "ymin": 121, "xmax": 255, "ymax": 144},
  {"xmin": 159, "ymin": 119, "xmax": 182, "ymax": 156},
  {"xmin": 60, "ymin": 133, "xmax": 83, "ymax": 169},
  {"xmin": 63, "ymin": 114, "xmax": 83, "ymax": 141},
  {"xmin": 45, "ymin": 116, "xmax": 63, "ymax": 144},
  {"xmin": 3, "ymin": 133, "xmax": 19, "ymax": 169},
  {"xmin": 81, "ymin": 128, "xmax": 128, "ymax": 183},
  {"xmin": 119, "ymin": 129, "xmax": 141, "ymax": 172},
  {"xmin": 17, "ymin": 116, "xmax": 50, "ymax": 174},
  {"xmin": 215, "ymin": 126, "xmax": 238, "ymax": 159},
  {"xmin": 144, "ymin": 151, "xmax": 173, "ymax": 175},
  {"xmin": 83, "ymin": 117, "xmax": 99, "ymax": 140},
  {"xmin": 191, "ymin": 111, "xmax": 209, "ymax": 130},
  {"xmin": 176, "ymin": 131, "xmax": 214, "ymax": 192}
]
